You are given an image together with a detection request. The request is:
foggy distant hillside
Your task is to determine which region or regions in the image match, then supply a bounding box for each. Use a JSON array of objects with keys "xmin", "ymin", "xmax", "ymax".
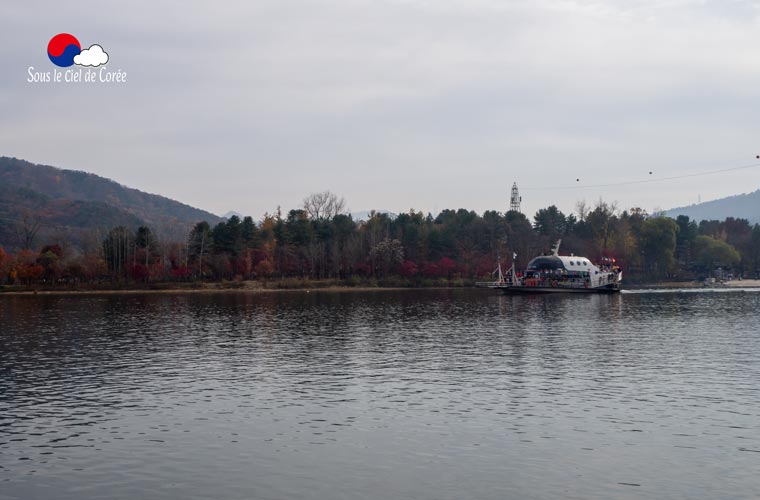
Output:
[{"xmin": 666, "ymin": 189, "xmax": 760, "ymax": 224}]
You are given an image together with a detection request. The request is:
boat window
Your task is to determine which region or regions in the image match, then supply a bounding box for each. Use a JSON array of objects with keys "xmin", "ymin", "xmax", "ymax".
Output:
[{"xmin": 526, "ymin": 256, "xmax": 565, "ymax": 271}]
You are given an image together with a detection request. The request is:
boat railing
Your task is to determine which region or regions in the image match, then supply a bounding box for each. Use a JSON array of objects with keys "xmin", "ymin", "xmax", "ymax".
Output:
[
  {"xmin": 518, "ymin": 273, "xmax": 619, "ymax": 289},
  {"xmin": 476, "ymin": 270, "xmax": 620, "ymax": 289},
  {"xmin": 475, "ymin": 279, "xmax": 514, "ymax": 288},
  {"xmin": 520, "ymin": 278, "xmax": 588, "ymax": 289}
]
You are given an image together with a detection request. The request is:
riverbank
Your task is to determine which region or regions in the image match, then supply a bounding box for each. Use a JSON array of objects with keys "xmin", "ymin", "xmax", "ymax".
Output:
[
  {"xmin": 0, "ymin": 278, "xmax": 460, "ymax": 296},
  {"xmin": 3, "ymin": 278, "xmax": 760, "ymax": 296}
]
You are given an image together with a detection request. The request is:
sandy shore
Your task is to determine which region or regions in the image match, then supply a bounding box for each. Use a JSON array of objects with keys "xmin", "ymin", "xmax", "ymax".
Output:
[
  {"xmin": 631, "ymin": 279, "xmax": 760, "ymax": 289},
  {"xmin": 722, "ymin": 279, "xmax": 760, "ymax": 287}
]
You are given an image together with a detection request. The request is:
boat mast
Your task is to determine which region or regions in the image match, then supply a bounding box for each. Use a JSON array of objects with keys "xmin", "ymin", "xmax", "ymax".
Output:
[
  {"xmin": 496, "ymin": 252, "xmax": 504, "ymax": 283},
  {"xmin": 511, "ymin": 251, "xmax": 518, "ymax": 284},
  {"xmin": 551, "ymin": 239, "xmax": 562, "ymax": 256}
]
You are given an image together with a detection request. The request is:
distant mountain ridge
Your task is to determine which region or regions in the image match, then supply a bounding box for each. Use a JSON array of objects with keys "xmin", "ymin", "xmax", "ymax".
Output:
[
  {"xmin": 666, "ymin": 189, "xmax": 760, "ymax": 224},
  {"xmin": 351, "ymin": 210, "xmax": 397, "ymax": 221},
  {"xmin": 222, "ymin": 211, "xmax": 244, "ymax": 220},
  {"xmin": 0, "ymin": 156, "xmax": 222, "ymax": 249}
]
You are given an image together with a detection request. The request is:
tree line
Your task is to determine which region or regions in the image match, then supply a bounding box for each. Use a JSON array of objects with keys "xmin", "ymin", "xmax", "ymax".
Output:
[{"xmin": 2, "ymin": 192, "xmax": 759, "ymax": 287}]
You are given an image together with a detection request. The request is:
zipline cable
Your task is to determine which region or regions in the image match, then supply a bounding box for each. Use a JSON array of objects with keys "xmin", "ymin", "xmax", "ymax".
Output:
[{"xmin": 522, "ymin": 159, "xmax": 760, "ymax": 191}]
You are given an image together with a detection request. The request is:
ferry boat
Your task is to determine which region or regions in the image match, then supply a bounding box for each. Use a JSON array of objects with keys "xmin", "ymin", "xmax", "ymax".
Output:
[{"xmin": 478, "ymin": 240, "xmax": 622, "ymax": 294}]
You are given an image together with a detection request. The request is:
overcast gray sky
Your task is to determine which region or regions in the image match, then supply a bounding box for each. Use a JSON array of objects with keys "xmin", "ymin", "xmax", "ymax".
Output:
[{"xmin": 2, "ymin": 0, "xmax": 760, "ymax": 220}]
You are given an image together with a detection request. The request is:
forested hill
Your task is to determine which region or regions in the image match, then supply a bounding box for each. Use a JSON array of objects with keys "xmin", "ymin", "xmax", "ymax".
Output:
[
  {"xmin": 0, "ymin": 157, "xmax": 221, "ymax": 226},
  {"xmin": 0, "ymin": 156, "xmax": 222, "ymax": 249},
  {"xmin": 666, "ymin": 189, "xmax": 760, "ymax": 224}
]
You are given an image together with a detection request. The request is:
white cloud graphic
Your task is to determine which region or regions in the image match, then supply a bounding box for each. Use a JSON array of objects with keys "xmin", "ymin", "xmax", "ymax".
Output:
[{"xmin": 74, "ymin": 44, "xmax": 109, "ymax": 67}]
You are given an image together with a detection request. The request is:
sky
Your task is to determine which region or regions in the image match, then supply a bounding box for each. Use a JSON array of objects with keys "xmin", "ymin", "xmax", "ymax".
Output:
[{"xmin": 2, "ymin": 0, "xmax": 760, "ymax": 220}]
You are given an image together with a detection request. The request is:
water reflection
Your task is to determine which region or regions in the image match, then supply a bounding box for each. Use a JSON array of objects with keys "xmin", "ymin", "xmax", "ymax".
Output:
[{"xmin": 1, "ymin": 290, "xmax": 759, "ymax": 499}]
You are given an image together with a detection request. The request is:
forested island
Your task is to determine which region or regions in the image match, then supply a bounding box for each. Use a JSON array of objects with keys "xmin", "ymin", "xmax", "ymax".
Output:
[{"xmin": 2, "ymin": 190, "xmax": 759, "ymax": 291}]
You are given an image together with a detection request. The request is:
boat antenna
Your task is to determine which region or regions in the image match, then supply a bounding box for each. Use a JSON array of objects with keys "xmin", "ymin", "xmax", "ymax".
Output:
[{"xmin": 495, "ymin": 251, "xmax": 504, "ymax": 283}]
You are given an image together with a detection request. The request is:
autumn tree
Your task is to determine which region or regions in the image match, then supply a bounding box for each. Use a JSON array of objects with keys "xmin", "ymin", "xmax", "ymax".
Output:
[
  {"xmin": 37, "ymin": 244, "xmax": 63, "ymax": 282},
  {"xmin": 80, "ymin": 229, "xmax": 107, "ymax": 282},
  {"xmin": 637, "ymin": 217, "xmax": 679, "ymax": 278},
  {"xmin": 692, "ymin": 236, "xmax": 741, "ymax": 275},
  {"xmin": 742, "ymin": 224, "xmax": 760, "ymax": 278},
  {"xmin": 370, "ymin": 238, "xmax": 404, "ymax": 278},
  {"xmin": 12, "ymin": 249, "xmax": 44, "ymax": 285},
  {"xmin": 585, "ymin": 199, "xmax": 619, "ymax": 258},
  {"xmin": 0, "ymin": 246, "xmax": 7, "ymax": 284},
  {"xmin": 674, "ymin": 215, "xmax": 698, "ymax": 268},
  {"xmin": 103, "ymin": 226, "xmax": 135, "ymax": 280}
]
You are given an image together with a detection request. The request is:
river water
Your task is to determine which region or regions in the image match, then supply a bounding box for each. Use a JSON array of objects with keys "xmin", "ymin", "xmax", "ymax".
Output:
[{"xmin": 1, "ymin": 289, "xmax": 759, "ymax": 499}]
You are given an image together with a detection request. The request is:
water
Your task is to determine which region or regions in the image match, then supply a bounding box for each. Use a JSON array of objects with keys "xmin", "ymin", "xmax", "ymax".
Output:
[{"xmin": 1, "ymin": 289, "xmax": 759, "ymax": 499}]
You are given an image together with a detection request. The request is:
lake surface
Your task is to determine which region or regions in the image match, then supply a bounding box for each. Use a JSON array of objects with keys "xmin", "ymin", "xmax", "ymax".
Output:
[{"xmin": 1, "ymin": 289, "xmax": 759, "ymax": 499}]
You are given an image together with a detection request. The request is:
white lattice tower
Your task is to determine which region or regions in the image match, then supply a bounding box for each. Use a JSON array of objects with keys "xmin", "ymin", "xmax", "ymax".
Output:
[{"xmin": 510, "ymin": 182, "xmax": 521, "ymax": 213}]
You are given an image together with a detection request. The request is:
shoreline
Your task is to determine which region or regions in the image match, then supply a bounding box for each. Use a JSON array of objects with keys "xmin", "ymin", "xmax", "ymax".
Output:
[
  {"xmin": 3, "ymin": 279, "xmax": 760, "ymax": 296},
  {"xmin": 627, "ymin": 279, "xmax": 760, "ymax": 290},
  {"xmin": 0, "ymin": 282, "xmax": 456, "ymax": 296}
]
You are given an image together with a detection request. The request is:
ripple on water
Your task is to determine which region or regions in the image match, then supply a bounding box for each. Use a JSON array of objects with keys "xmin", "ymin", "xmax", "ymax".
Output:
[{"xmin": 1, "ymin": 290, "xmax": 759, "ymax": 500}]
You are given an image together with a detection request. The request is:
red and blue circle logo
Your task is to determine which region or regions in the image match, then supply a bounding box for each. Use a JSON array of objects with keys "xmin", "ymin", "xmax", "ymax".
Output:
[{"xmin": 47, "ymin": 33, "xmax": 81, "ymax": 67}]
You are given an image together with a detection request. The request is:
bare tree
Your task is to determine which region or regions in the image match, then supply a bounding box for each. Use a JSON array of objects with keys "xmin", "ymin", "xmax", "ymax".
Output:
[
  {"xmin": 575, "ymin": 200, "xmax": 588, "ymax": 222},
  {"xmin": 588, "ymin": 198, "xmax": 619, "ymax": 256},
  {"xmin": 188, "ymin": 221, "xmax": 212, "ymax": 279},
  {"xmin": 303, "ymin": 191, "xmax": 346, "ymax": 221},
  {"xmin": 15, "ymin": 211, "xmax": 43, "ymax": 249}
]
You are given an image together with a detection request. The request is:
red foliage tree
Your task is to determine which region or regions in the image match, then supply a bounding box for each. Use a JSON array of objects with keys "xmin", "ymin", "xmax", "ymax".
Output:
[
  {"xmin": 437, "ymin": 257, "xmax": 457, "ymax": 279},
  {"xmin": 398, "ymin": 260, "xmax": 418, "ymax": 277},
  {"xmin": 352, "ymin": 263, "xmax": 372, "ymax": 277},
  {"xmin": 13, "ymin": 249, "xmax": 44, "ymax": 284},
  {"xmin": 170, "ymin": 265, "xmax": 191, "ymax": 280},
  {"xmin": 129, "ymin": 263, "xmax": 150, "ymax": 281},
  {"xmin": 0, "ymin": 246, "xmax": 7, "ymax": 283},
  {"xmin": 421, "ymin": 262, "xmax": 441, "ymax": 278},
  {"xmin": 254, "ymin": 259, "xmax": 274, "ymax": 278}
]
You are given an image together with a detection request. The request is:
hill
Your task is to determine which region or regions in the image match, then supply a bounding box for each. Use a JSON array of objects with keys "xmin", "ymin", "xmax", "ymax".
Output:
[
  {"xmin": 0, "ymin": 156, "xmax": 222, "ymax": 250},
  {"xmin": 666, "ymin": 189, "xmax": 760, "ymax": 224}
]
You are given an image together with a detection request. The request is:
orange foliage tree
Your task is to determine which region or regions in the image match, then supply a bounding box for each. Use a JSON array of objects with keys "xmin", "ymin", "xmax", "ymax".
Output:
[
  {"xmin": 0, "ymin": 246, "xmax": 7, "ymax": 283},
  {"xmin": 13, "ymin": 249, "xmax": 44, "ymax": 285}
]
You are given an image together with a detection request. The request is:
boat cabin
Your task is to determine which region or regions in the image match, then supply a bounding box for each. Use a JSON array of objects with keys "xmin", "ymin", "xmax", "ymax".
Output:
[{"xmin": 525, "ymin": 255, "xmax": 599, "ymax": 278}]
